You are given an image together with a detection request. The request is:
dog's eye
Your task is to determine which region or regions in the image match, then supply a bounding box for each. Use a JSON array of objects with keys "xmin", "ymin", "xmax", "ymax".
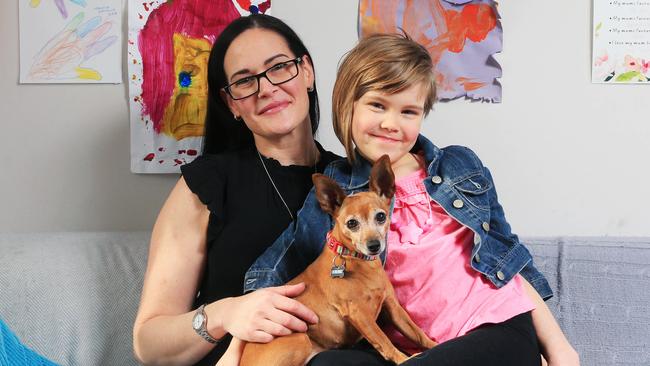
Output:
[
  {"xmin": 375, "ymin": 212, "xmax": 386, "ymax": 224},
  {"xmin": 346, "ymin": 219, "xmax": 359, "ymax": 231}
]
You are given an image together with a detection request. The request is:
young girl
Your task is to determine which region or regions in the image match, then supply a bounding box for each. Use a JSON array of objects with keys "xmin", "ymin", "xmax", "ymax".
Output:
[{"xmin": 242, "ymin": 34, "xmax": 579, "ymax": 366}]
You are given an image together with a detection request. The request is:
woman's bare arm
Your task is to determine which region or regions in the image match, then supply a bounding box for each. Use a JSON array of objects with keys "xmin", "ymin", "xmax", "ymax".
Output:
[
  {"xmin": 132, "ymin": 178, "xmax": 319, "ymax": 365},
  {"xmin": 133, "ymin": 177, "xmax": 218, "ymax": 365}
]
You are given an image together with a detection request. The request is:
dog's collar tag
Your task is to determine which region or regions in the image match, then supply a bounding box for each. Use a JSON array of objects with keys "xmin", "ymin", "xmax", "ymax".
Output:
[{"xmin": 331, "ymin": 255, "xmax": 346, "ymax": 278}]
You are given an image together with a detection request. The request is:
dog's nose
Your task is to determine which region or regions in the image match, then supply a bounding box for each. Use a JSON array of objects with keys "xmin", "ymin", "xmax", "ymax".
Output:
[{"xmin": 367, "ymin": 240, "xmax": 381, "ymax": 254}]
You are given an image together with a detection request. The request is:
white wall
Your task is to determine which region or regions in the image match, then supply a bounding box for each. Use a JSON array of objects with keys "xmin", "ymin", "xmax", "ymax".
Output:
[
  {"xmin": 1, "ymin": 0, "xmax": 649, "ymax": 236},
  {"xmin": 0, "ymin": 1, "xmax": 177, "ymax": 232}
]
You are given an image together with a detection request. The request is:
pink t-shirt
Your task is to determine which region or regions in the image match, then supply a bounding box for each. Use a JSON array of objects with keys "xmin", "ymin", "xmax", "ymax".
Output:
[{"xmin": 383, "ymin": 167, "xmax": 535, "ymax": 354}]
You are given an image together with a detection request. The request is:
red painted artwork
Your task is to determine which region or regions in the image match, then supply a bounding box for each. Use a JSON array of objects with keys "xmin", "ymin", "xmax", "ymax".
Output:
[{"xmin": 129, "ymin": 0, "xmax": 271, "ymax": 173}]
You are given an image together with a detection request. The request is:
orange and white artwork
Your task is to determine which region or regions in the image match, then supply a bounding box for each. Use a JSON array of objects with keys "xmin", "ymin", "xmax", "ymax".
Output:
[
  {"xmin": 19, "ymin": 0, "xmax": 121, "ymax": 83},
  {"xmin": 359, "ymin": 0, "xmax": 503, "ymax": 102}
]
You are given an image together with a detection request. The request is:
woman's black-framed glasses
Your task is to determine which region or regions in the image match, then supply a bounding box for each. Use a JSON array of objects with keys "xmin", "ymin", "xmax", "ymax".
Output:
[{"xmin": 223, "ymin": 56, "xmax": 304, "ymax": 100}]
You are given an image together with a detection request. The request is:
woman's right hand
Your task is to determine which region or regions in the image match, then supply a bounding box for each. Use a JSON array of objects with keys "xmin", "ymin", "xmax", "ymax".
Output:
[{"xmin": 219, "ymin": 282, "xmax": 319, "ymax": 343}]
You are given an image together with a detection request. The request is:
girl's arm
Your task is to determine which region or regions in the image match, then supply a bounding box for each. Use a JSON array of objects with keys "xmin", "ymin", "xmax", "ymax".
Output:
[
  {"xmin": 215, "ymin": 338, "xmax": 246, "ymax": 366},
  {"xmin": 475, "ymin": 153, "xmax": 574, "ymax": 363},
  {"xmin": 132, "ymin": 178, "xmax": 317, "ymax": 365},
  {"xmin": 520, "ymin": 275, "xmax": 580, "ymax": 366},
  {"xmin": 479, "ymin": 164, "xmax": 553, "ymax": 299}
]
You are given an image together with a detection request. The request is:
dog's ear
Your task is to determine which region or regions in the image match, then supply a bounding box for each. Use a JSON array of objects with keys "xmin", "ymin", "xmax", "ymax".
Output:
[
  {"xmin": 313, "ymin": 173, "xmax": 346, "ymax": 216},
  {"xmin": 369, "ymin": 155, "xmax": 395, "ymax": 201}
]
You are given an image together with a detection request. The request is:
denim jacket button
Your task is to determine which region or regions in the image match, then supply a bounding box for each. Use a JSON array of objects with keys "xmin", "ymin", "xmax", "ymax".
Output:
[
  {"xmin": 473, "ymin": 233, "xmax": 481, "ymax": 245},
  {"xmin": 474, "ymin": 253, "xmax": 481, "ymax": 263},
  {"xmin": 453, "ymin": 199, "xmax": 464, "ymax": 209},
  {"xmin": 482, "ymin": 222, "xmax": 490, "ymax": 232},
  {"xmin": 431, "ymin": 176, "xmax": 442, "ymax": 184},
  {"xmin": 496, "ymin": 271, "xmax": 505, "ymax": 281}
]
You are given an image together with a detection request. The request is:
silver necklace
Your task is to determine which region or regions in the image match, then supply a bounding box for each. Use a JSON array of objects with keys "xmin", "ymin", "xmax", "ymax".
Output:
[{"xmin": 257, "ymin": 150, "xmax": 319, "ymax": 221}]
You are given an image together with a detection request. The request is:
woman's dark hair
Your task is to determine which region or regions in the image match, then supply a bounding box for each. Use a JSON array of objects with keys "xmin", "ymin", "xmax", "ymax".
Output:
[{"xmin": 202, "ymin": 14, "xmax": 320, "ymax": 154}]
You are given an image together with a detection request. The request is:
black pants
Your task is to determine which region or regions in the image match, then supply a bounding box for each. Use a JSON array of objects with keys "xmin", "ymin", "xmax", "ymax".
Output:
[{"xmin": 307, "ymin": 312, "xmax": 541, "ymax": 366}]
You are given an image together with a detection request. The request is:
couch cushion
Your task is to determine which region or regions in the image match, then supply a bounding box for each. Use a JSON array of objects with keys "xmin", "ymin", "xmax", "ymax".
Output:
[
  {"xmin": 525, "ymin": 237, "xmax": 650, "ymax": 366},
  {"xmin": 0, "ymin": 232, "xmax": 150, "ymax": 366}
]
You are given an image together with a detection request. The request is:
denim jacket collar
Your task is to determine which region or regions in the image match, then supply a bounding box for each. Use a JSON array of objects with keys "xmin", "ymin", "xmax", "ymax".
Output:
[
  {"xmin": 347, "ymin": 134, "xmax": 444, "ymax": 189},
  {"xmin": 347, "ymin": 152, "xmax": 373, "ymax": 189}
]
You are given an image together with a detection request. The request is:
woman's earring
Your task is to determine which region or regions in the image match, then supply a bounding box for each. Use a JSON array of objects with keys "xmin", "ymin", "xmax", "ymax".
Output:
[
  {"xmin": 234, "ymin": 115, "xmax": 242, "ymax": 121},
  {"xmin": 307, "ymin": 85, "xmax": 314, "ymax": 92}
]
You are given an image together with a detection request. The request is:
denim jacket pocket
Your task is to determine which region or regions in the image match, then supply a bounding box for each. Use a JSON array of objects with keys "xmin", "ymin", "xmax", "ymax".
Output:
[{"xmin": 453, "ymin": 173, "xmax": 492, "ymax": 211}]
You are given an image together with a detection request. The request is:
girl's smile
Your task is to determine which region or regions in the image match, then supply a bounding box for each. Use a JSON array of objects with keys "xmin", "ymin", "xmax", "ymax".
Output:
[
  {"xmin": 351, "ymin": 83, "xmax": 427, "ymax": 178},
  {"xmin": 369, "ymin": 133, "xmax": 401, "ymax": 143}
]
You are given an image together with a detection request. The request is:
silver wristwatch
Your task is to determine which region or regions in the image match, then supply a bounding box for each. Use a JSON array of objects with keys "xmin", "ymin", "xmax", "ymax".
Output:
[{"xmin": 192, "ymin": 304, "xmax": 220, "ymax": 344}]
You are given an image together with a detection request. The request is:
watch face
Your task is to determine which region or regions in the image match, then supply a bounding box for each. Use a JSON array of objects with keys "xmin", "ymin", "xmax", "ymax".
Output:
[{"xmin": 192, "ymin": 313, "xmax": 204, "ymax": 330}]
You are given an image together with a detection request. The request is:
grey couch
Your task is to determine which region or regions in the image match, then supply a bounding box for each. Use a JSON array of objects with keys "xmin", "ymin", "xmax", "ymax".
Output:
[
  {"xmin": 1, "ymin": 233, "xmax": 649, "ymax": 365},
  {"xmin": 0, "ymin": 232, "xmax": 149, "ymax": 366}
]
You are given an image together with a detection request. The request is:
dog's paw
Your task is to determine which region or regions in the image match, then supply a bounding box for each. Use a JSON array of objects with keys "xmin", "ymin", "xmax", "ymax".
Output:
[
  {"xmin": 394, "ymin": 351, "xmax": 415, "ymax": 365},
  {"xmin": 400, "ymin": 352, "xmax": 426, "ymax": 364},
  {"xmin": 423, "ymin": 338, "xmax": 437, "ymax": 349}
]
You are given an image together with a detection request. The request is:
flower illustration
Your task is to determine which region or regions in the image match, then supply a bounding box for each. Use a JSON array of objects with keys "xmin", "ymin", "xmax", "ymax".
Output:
[{"xmin": 624, "ymin": 55, "xmax": 642, "ymax": 73}]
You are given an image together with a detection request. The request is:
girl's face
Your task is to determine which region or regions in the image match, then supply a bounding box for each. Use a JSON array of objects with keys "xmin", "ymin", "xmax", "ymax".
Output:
[
  {"xmin": 351, "ymin": 83, "xmax": 426, "ymax": 169},
  {"xmin": 223, "ymin": 28, "xmax": 314, "ymax": 140}
]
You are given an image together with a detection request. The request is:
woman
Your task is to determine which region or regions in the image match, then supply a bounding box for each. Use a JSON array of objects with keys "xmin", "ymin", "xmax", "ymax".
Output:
[{"xmin": 132, "ymin": 15, "xmax": 340, "ymax": 366}]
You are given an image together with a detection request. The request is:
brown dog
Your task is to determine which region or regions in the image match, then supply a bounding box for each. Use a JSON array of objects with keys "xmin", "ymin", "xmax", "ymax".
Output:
[{"xmin": 240, "ymin": 155, "xmax": 437, "ymax": 365}]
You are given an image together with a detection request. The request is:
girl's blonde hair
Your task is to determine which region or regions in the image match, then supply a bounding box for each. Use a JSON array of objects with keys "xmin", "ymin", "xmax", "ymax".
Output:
[{"xmin": 332, "ymin": 33, "xmax": 436, "ymax": 163}]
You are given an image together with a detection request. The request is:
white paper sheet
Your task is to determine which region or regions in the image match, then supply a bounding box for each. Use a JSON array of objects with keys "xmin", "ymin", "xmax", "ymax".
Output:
[
  {"xmin": 128, "ymin": 0, "xmax": 271, "ymax": 173},
  {"xmin": 19, "ymin": 0, "xmax": 122, "ymax": 84},
  {"xmin": 593, "ymin": 0, "xmax": 650, "ymax": 83}
]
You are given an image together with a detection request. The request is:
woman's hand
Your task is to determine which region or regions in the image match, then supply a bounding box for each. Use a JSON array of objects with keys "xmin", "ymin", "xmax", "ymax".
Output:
[{"xmin": 220, "ymin": 283, "xmax": 318, "ymax": 343}]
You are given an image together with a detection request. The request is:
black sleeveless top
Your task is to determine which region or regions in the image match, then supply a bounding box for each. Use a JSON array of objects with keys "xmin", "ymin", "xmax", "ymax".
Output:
[{"xmin": 180, "ymin": 143, "xmax": 340, "ymax": 365}]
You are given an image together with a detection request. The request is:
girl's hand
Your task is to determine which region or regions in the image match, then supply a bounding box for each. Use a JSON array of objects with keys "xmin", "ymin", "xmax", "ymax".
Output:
[
  {"xmin": 220, "ymin": 283, "xmax": 318, "ymax": 343},
  {"xmin": 543, "ymin": 342, "xmax": 580, "ymax": 366},
  {"xmin": 215, "ymin": 338, "xmax": 245, "ymax": 366},
  {"xmin": 518, "ymin": 276, "xmax": 579, "ymax": 366}
]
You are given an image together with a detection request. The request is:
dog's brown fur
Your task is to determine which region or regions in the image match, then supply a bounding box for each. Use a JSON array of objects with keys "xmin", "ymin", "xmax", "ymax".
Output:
[{"xmin": 240, "ymin": 156, "xmax": 436, "ymax": 365}]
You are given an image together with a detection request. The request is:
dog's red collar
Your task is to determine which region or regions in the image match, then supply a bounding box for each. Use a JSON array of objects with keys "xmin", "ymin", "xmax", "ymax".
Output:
[{"xmin": 326, "ymin": 232, "xmax": 379, "ymax": 261}]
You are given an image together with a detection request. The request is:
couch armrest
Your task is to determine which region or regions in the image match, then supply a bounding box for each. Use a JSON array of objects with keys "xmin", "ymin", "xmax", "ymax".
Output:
[
  {"xmin": 0, "ymin": 232, "xmax": 150, "ymax": 366},
  {"xmin": 525, "ymin": 237, "xmax": 650, "ymax": 365}
]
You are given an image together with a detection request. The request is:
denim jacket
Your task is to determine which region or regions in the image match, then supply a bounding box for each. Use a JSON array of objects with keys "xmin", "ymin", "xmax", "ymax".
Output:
[{"xmin": 244, "ymin": 134, "xmax": 553, "ymax": 300}]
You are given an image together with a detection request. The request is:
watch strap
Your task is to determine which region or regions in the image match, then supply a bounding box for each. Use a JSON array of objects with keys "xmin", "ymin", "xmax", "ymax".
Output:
[
  {"xmin": 197, "ymin": 328, "xmax": 220, "ymax": 345},
  {"xmin": 194, "ymin": 304, "xmax": 221, "ymax": 345}
]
